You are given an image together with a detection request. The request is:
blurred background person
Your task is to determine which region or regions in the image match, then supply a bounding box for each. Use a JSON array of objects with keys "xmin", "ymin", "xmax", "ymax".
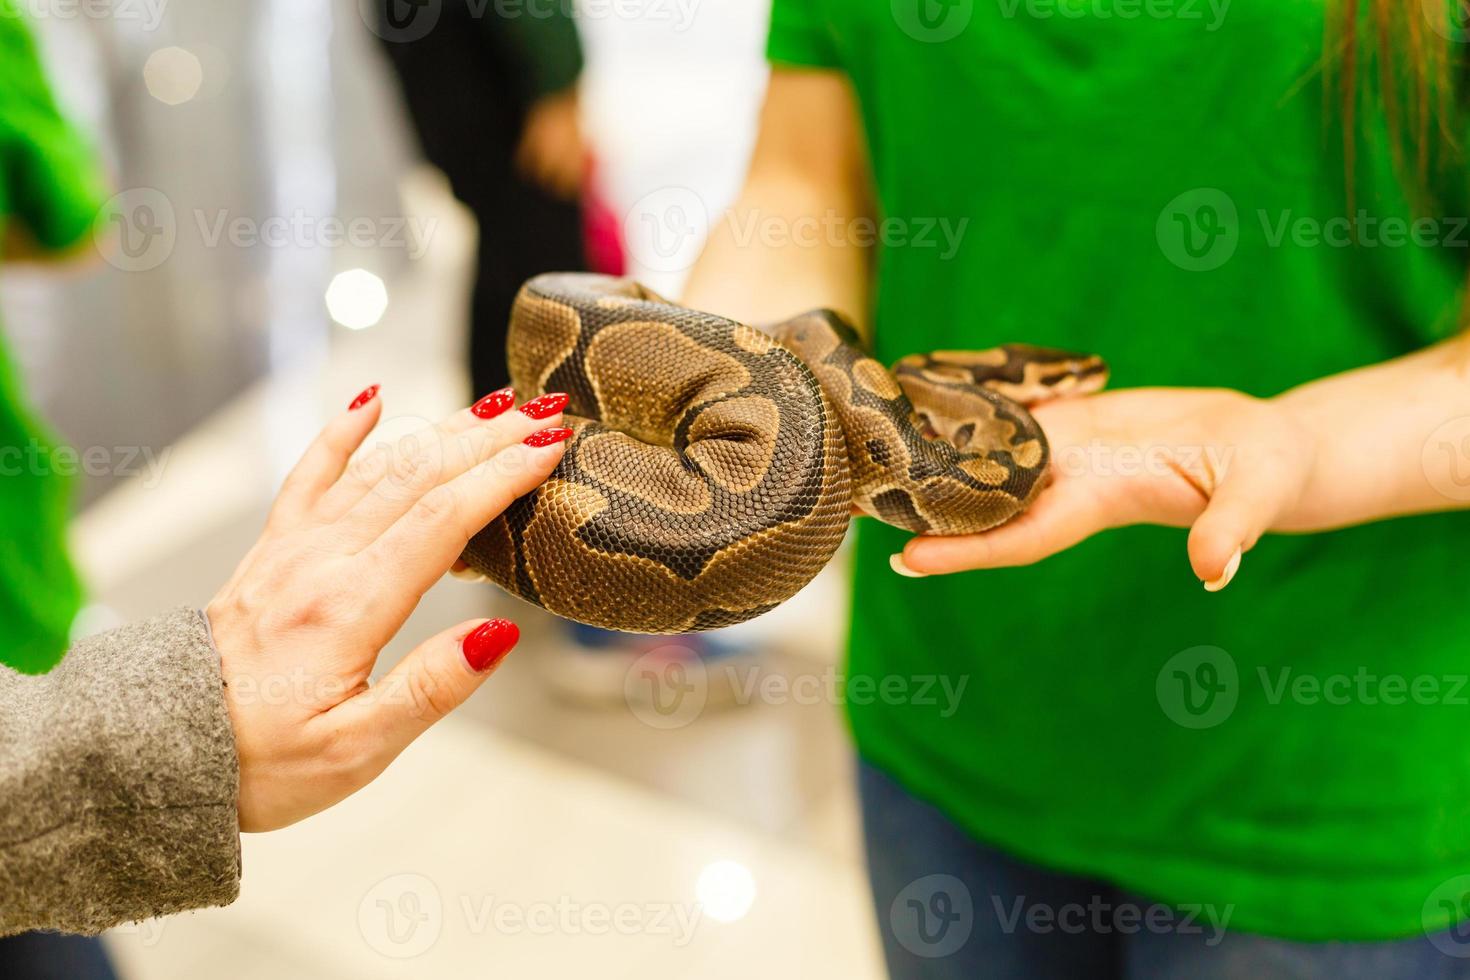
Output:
[{"xmin": 371, "ymin": 0, "xmax": 587, "ymax": 396}]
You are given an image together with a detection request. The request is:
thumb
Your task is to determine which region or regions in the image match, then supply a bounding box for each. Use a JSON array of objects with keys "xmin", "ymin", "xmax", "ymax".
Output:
[
  {"xmin": 343, "ymin": 618, "xmax": 520, "ymax": 759},
  {"xmin": 1187, "ymin": 469, "xmax": 1281, "ymax": 592}
]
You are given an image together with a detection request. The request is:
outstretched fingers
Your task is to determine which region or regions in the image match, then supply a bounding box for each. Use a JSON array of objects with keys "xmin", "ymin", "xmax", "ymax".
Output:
[
  {"xmin": 268, "ymin": 385, "xmax": 384, "ymax": 531},
  {"xmin": 360, "ymin": 430, "xmax": 572, "ymax": 602},
  {"xmin": 327, "ymin": 393, "xmax": 566, "ymax": 548}
]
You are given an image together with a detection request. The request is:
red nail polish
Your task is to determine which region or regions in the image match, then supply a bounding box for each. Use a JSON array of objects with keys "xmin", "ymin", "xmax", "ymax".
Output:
[
  {"xmin": 462, "ymin": 618, "xmax": 519, "ymax": 672},
  {"xmin": 471, "ymin": 387, "xmax": 515, "ymax": 419},
  {"xmin": 348, "ymin": 384, "xmax": 380, "ymax": 411},
  {"xmin": 519, "ymin": 392, "xmax": 569, "ymax": 420},
  {"xmin": 524, "ymin": 427, "xmax": 573, "ymax": 447}
]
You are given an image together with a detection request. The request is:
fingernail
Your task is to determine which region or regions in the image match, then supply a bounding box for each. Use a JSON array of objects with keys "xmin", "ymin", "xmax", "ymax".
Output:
[
  {"xmin": 524, "ymin": 426, "xmax": 574, "ymax": 447},
  {"xmin": 462, "ymin": 618, "xmax": 519, "ymax": 672},
  {"xmin": 471, "ymin": 387, "xmax": 515, "ymax": 419},
  {"xmin": 519, "ymin": 392, "xmax": 569, "ymax": 420},
  {"xmin": 890, "ymin": 554, "xmax": 928, "ymax": 578},
  {"xmin": 347, "ymin": 384, "xmax": 380, "ymax": 411},
  {"xmin": 448, "ymin": 561, "xmax": 490, "ymax": 583},
  {"xmin": 1203, "ymin": 547, "xmax": 1242, "ymax": 593}
]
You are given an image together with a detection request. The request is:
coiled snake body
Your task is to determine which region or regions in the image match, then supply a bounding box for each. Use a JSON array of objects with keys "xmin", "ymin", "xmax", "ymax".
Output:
[{"xmin": 461, "ymin": 274, "xmax": 1106, "ymax": 633}]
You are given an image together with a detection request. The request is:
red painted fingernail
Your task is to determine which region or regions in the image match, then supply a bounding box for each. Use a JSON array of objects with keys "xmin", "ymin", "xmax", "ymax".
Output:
[
  {"xmin": 519, "ymin": 392, "xmax": 568, "ymax": 419},
  {"xmin": 524, "ymin": 426, "xmax": 573, "ymax": 447},
  {"xmin": 471, "ymin": 387, "xmax": 515, "ymax": 419},
  {"xmin": 462, "ymin": 618, "xmax": 519, "ymax": 672},
  {"xmin": 347, "ymin": 384, "xmax": 380, "ymax": 411}
]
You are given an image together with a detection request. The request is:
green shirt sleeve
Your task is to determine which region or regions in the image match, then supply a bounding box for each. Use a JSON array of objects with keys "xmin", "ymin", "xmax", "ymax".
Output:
[
  {"xmin": 0, "ymin": 0, "xmax": 108, "ymax": 250},
  {"xmin": 767, "ymin": 0, "xmax": 842, "ymax": 70}
]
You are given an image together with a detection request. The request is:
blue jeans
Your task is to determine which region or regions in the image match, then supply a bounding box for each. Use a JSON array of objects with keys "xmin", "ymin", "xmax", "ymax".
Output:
[
  {"xmin": 858, "ymin": 760, "xmax": 1470, "ymax": 980},
  {"xmin": 0, "ymin": 932, "xmax": 116, "ymax": 980}
]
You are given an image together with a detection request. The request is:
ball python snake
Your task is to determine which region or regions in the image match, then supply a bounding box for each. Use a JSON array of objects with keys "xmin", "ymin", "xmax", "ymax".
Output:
[{"xmin": 460, "ymin": 273, "xmax": 1107, "ymax": 633}]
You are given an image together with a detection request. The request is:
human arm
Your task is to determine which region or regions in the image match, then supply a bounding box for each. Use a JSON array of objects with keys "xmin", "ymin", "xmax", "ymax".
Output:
[{"xmin": 0, "ymin": 387, "xmax": 568, "ymax": 934}]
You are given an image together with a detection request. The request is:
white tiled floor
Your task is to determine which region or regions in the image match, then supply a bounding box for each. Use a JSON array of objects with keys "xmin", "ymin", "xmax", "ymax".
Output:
[{"xmin": 85, "ymin": 172, "xmax": 883, "ymax": 979}]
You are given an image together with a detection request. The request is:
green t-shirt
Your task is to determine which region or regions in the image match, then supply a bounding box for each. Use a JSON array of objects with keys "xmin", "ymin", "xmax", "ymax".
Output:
[
  {"xmin": 0, "ymin": 3, "xmax": 107, "ymax": 673},
  {"xmin": 771, "ymin": 0, "xmax": 1470, "ymax": 942}
]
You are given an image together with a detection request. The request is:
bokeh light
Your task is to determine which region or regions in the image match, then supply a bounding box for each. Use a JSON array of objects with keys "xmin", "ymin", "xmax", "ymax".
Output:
[
  {"xmin": 143, "ymin": 47, "xmax": 204, "ymax": 106},
  {"xmin": 695, "ymin": 859, "xmax": 757, "ymax": 923},
  {"xmin": 324, "ymin": 268, "xmax": 388, "ymax": 331}
]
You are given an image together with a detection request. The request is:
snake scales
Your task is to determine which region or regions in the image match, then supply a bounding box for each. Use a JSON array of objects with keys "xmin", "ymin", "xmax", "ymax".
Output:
[{"xmin": 461, "ymin": 273, "xmax": 1107, "ymax": 633}]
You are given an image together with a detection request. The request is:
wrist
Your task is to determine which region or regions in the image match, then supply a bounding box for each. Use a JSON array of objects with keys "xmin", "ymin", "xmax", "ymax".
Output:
[{"xmin": 1264, "ymin": 387, "xmax": 1333, "ymax": 531}]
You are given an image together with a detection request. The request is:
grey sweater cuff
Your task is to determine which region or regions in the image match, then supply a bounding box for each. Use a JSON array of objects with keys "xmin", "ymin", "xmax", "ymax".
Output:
[{"xmin": 0, "ymin": 607, "xmax": 241, "ymax": 936}]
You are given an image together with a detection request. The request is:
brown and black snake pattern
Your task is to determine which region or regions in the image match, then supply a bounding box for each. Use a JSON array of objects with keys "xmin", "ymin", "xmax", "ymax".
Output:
[{"xmin": 460, "ymin": 274, "xmax": 1107, "ymax": 633}]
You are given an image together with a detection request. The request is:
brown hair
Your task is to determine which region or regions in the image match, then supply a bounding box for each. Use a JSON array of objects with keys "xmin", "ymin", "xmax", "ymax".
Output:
[{"xmin": 1327, "ymin": 1, "xmax": 1464, "ymax": 207}]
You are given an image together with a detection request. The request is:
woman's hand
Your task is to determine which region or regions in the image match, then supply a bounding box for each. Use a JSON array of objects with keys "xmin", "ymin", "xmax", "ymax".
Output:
[
  {"xmin": 892, "ymin": 388, "xmax": 1321, "ymax": 590},
  {"xmin": 206, "ymin": 385, "xmax": 572, "ymax": 831}
]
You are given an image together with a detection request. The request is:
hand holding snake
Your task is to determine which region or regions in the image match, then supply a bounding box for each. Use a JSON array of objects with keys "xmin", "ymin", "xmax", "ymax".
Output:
[{"xmin": 460, "ymin": 273, "xmax": 1107, "ymax": 632}]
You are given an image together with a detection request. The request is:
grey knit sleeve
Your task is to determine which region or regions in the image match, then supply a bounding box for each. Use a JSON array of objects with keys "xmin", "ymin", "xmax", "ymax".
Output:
[{"xmin": 0, "ymin": 607, "xmax": 241, "ymax": 936}]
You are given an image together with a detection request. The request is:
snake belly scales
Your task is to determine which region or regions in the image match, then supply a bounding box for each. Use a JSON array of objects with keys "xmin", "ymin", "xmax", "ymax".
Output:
[{"xmin": 460, "ymin": 273, "xmax": 1107, "ymax": 633}]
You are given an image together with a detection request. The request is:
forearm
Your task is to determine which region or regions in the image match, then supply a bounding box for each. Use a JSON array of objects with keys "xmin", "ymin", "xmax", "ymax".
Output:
[
  {"xmin": 684, "ymin": 172, "xmax": 872, "ymax": 327},
  {"xmin": 683, "ymin": 69, "xmax": 872, "ymax": 330},
  {"xmin": 1274, "ymin": 333, "xmax": 1470, "ymax": 531},
  {"xmin": 0, "ymin": 608, "xmax": 240, "ymax": 936}
]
